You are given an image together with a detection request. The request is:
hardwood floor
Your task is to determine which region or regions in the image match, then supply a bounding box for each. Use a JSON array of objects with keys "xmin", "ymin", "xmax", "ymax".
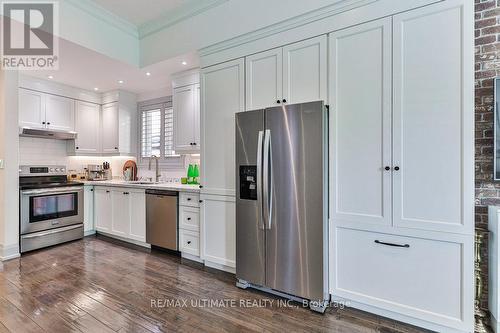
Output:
[{"xmin": 0, "ymin": 236, "xmax": 430, "ymax": 332}]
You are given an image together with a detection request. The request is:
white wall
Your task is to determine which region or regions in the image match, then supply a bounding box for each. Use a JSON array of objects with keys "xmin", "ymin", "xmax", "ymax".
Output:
[
  {"xmin": 140, "ymin": 0, "xmax": 344, "ymax": 66},
  {"xmin": 0, "ymin": 70, "xmax": 19, "ymax": 260}
]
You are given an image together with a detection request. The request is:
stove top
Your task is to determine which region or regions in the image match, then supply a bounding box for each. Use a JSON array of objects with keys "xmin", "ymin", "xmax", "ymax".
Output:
[{"xmin": 19, "ymin": 165, "xmax": 83, "ymax": 190}]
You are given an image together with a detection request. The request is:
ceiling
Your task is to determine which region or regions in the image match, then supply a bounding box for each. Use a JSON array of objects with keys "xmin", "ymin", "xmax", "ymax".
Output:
[
  {"xmin": 23, "ymin": 38, "xmax": 199, "ymax": 96},
  {"xmin": 90, "ymin": 0, "xmax": 188, "ymax": 27}
]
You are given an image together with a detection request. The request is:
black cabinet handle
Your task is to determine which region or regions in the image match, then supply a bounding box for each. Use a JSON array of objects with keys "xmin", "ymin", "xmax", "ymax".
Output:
[
  {"xmin": 90, "ymin": 189, "xmax": 93, "ymax": 192},
  {"xmin": 193, "ymin": 143, "xmax": 197, "ymax": 146},
  {"xmin": 282, "ymin": 99, "xmax": 287, "ymax": 103},
  {"xmin": 394, "ymin": 166, "xmax": 400, "ymax": 171},
  {"xmin": 106, "ymin": 190, "xmax": 110, "ymax": 193},
  {"xmin": 47, "ymin": 122, "xmax": 51, "ymax": 125},
  {"xmin": 187, "ymin": 198, "xmax": 191, "ymax": 201},
  {"xmin": 199, "ymin": 200, "xmax": 203, "ymax": 203},
  {"xmin": 384, "ymin": 166, "xmax": 390, "ymax": 171},
  {"xmin": 115, "ymin": 147, "xmax": 118, "ymax": 150},
  {"xmin": 187, "ymin": 217, "xmax": 191, "ymax": 221},
  {"xmin": 187, "ymin": 241, "xmax": 191, "ymax": 245},
  {"xmin": 42, "ymin": 121, "xmax": 46, "ymax": 124},
  {"xmin": 199, "ymin": 185, "xmax": 203, "ymax": 189},
  {"xmin": 276, "ymin": 100, "xmax": 281, "ymax": 104},
  {"xmin": 123, "ymin": 192, "xmax": 129, "ymax": 195},
  {"xmin": 76, "ymin": 147, "xmax": 79, "ymax": 150},
  {"xmin": 374, "ymin": 240, "xmax": 409, "ymax": 248}
]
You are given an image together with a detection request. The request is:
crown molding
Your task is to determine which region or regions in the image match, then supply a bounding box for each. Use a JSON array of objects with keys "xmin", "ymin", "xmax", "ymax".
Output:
[
  {"xmin": 138, "ymin": 0, "xmax": 228, "ymax": 39},
  {"xmin": 199, "ymin": 0, "xmax": 377, "ymax": 57},
  {"xmin": 65, "ymin": 0, "xmax": 139, "ymax": 38}
]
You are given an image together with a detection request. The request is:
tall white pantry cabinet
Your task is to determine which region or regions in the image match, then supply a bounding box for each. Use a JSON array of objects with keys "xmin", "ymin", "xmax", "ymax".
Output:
[{"xmin": 199, "ymin": 0, "xmax": 473, "ymax": 332}]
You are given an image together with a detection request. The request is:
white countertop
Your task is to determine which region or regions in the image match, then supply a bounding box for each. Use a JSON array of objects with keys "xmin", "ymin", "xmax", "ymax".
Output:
[{"xmin": 81, "ymin": 180, "xmax": 201, "ymax": 193}]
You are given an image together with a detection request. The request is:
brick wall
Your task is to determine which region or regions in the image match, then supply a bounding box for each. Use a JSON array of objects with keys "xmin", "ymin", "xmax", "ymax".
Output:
[{"xmin": 476, "ymin": 0, "xmax": 500, "ymax": 311}]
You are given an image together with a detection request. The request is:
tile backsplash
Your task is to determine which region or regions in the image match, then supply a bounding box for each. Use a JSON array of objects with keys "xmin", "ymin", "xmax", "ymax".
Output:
[{"xmin": 19, "ymin": 137, "xmax": 199, "ymax": 182}]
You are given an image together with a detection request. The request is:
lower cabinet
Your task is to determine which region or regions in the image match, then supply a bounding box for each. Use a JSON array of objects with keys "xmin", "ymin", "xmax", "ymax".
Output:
[
  {"xmin": 83, "ymin": 185, "xmax": 95, "ymax": 235},
  {"xmin": 179, "ymin": 192, "xmax": 201, "ymax": 260},
  {"xmin": 94, "ymin": 186, "xmax": 146, "ymax": 244},
  {"xmin": 200, "ymin": 193, "xmax": 236, "ymax": 271}
]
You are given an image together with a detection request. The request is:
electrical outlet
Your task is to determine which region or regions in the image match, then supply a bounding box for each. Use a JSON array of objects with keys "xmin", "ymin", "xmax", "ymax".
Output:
[{"xmin": 0, "ymin": 159, "xmax": 4, "ymax": 169}]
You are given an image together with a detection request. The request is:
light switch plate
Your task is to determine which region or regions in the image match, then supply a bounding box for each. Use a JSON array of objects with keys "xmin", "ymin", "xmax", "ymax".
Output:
[{"xmin": 0, "ymin": 159, "xmax": 4, "ymax": 169}]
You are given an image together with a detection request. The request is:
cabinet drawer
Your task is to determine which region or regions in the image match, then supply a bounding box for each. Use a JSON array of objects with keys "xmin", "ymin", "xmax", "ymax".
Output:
[
  {"xmin": 179, "ymin": 192, "xmax": 200, "ymax": 207},
  {"xmin": 179, "ymin": 206, "xmax": 199, "ymax": 231},
  {"xmin": 179, "ymin": 230, "xmax": 200, "ymax": 257},
  {"xmin": 334, "ymin": 228, "xmax": 464, "ymax": 326}
]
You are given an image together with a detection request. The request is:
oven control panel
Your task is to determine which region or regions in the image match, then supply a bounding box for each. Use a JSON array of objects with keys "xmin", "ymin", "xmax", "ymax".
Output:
[{"xmin": 19, "ymin": 165, "xmax": 66, "ymax": 176}]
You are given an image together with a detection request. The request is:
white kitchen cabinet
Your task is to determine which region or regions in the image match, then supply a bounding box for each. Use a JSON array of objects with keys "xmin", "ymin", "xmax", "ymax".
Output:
[
  {"xmin": 173, "ymin": 84, "xmax": 200, "ymax": 152},
  {"xmin": 282, "ymin": 35, "xmax": 327, "ymax": 104},
  {"xmin": 101, "ymin": 102, "xmax": 119, "ymax": 153},
  {"xmin": 83, "ymin": 185, "xmax": 95, "ymax": 236},
  {"xmin": 178, "ymin": 190, "xmax": 201, "ymax": 261},
  {"xmin": 18, "ymin": 89, "xmax": 45, "ymax": 129},
  {"xmin": 245, "ymin": 36, "xmax": 327, "ymax": 110},
  {"xmin": 111, "ymin": 189, "xmax": 130, "ymax": 237},
  {"xmin": 128, "ymin": 190, "xmax": 146, "ymax": 242},
  {"xmin": 201, "ymin": 58, "xmax": 245, "ymax": 195},
  {"xmin": 18, "ymin": 88, "xmax": 75, "ymax": 131},
  {"xmin": 392, "ymin": 1, "xmax": 473, "ymax": 235},
  {"xmin": 44, "ymin": 94, "xmax": 75, "ymax": 131},
  {"xmin": 246, "ymin": 48, "xmax": 282, "ymax": 110},
  {"xmin": 179, "ymin": 206, "xmax": 200, "ymax": 231},
  {"xmin": 200, "ymin": 194, "xmax": 236, "ymax": 272},
  {"xmin": 179, "ymin": 229, "xmax": 200, "ymax": 257},
  {"xmin": 94, "ymin": 187, "xmax": 112, "ymax": 233},
  {"xmin": 71, "ymin": 101, "xmax": 100, "ymax": 154},
  {"xmin": 329, "ymin": 18, "xmax": 392, "ymax": 227}
]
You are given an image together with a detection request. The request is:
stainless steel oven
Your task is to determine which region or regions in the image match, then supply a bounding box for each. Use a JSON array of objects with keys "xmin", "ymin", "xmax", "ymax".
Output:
[{"xmin": 19, "ymin": 165, "xmax": 84, "ymax": 253}]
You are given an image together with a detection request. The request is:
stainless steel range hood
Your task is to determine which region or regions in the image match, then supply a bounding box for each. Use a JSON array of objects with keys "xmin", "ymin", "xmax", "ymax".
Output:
[{"xmin": 19, "ymin": 127, "xmax": 77, "ymax": 140}]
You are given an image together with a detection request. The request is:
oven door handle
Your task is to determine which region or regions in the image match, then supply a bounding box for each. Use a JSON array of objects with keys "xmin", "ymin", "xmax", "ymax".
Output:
[
  {"xmin": 21, "ymin": 187, "xmax": 83, "ymax": 195},
  {"xmin": 21, "ymin": 224, "xmax": 82, "ymax": 239}
]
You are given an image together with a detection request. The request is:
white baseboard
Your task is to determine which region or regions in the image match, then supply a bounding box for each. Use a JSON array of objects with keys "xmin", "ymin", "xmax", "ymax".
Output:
[
  {"xmin": 492, "ymin": 313, "xmax": 499, "ymax": 333},
  {"xmin": 96, "ymin": 231, "xmax": 151, "ymax": 248},
  {"xmin": 84, "ymin": 230, "xmax": 96, "ymax": 237},
  {"xmin": 204, "ymin": 260, "xmax": 235, "ymax": 274},
  {"xmin": 0, "ymin": 243, "xmax": 20, "ymax": 261},
  {"xmin": 181, "ymin": 252, "xmax": 203, "ymax": 263}
]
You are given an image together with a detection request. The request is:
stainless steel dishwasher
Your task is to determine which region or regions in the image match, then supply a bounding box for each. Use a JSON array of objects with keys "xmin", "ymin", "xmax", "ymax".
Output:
[{"xmin": 146, "ymin": 189, "xmax": 178, "ymax": 251}]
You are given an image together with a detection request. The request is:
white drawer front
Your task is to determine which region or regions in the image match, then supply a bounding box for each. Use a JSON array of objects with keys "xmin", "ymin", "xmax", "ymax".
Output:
[
  {"xmin": 334, "ymin": 228, "xmax": 463, "ymax": 326},
  {"xmin": 179, "ymin": 230, "xmax": 200, "ymax": 257},
  {"xmin": 179, "ymin": 192, "xmax": 200, "ymax": 207},
  {"xmin": 179, "ymin": 206, "xmax": 200, "ymax": 231}
]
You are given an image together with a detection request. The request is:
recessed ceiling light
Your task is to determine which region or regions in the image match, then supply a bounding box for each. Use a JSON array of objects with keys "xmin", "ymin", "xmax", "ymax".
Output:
[
  {"xmin": 93, "ymin": 87, "xmax": 99, "ymax": 91},
  {"xmin": 146, "ymin": 72, "xmax": 151, "ymax": 76},
  {"xmin": 118, "ymin": 80, "xmax": 124, "ymax": 84},
  {"xmin": 47, "ymin": 75, "xmax": 54, "ymax": 79},
  {"xmin": 181, "ymin": 61, "xmax": 187, "ymax": 65}
]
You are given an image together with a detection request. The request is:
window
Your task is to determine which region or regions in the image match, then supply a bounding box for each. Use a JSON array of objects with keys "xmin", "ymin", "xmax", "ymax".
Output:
[{"xmin": 139, "ymin": 98, "xmax": 184, "ymax": 168}]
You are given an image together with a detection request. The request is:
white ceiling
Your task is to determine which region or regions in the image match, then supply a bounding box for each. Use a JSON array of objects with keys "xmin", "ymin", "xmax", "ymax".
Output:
[
  {"xmin": 90, "ymin": 0, "xmax": 187, "ymax": 27},
  {"xmin": 23, "ymin": 38, "xmax": 199, "ymax": 96}
]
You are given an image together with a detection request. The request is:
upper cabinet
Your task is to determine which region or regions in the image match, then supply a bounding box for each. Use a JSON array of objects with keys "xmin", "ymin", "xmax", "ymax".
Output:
[
  {"xmin": 245, "ymin": 35, "xmax": 327, "ymax": 110},
  {"xmin": 19, "ymin": 88, "xmax": 75, "ymax": 131},
  {"xmin": 172, "ymin": 69, "xmax": 201, "ymax": 153},
  {"xmin": 101, "ymin": 102, "xmax": 119, "ymax": 153},
  {"xmin": 73, "ymin": 101, "xmax": 100, "ymax": 154}
]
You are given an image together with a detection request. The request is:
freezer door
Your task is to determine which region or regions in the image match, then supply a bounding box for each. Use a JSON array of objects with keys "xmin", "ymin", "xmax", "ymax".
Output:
[
  {"xmin": 264, "ymin": 101, "xmax": 326, "ymax": 301},
  {"xmin": 235, "ymin": 109, "xmax": 266, "ymax": 285}
]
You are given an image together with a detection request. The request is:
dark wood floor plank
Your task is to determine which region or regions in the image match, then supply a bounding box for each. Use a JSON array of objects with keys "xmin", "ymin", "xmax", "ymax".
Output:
[
  {"xmin": 0, "ymin": 296, "xmax": 44, "ymax": 333},
  {"xmin": 0, "ymin": 237, "xmax": 430, "ymax": 333}
]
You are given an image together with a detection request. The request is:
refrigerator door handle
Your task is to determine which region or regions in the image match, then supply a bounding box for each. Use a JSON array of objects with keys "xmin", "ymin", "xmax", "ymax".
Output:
[
  {"xmin": 263, "ymin": 129, "xmax": 273, "ymax": 230},
  {"xmin": 257, "ymin": 130, "xmax": 264, "ymax": 230}
]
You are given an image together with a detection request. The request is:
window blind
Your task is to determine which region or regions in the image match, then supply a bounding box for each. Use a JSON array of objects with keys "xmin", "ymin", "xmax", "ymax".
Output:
[
  {"xmin": 164, "ymin": 107, "xmax": 175, "ymax": 156},
  {"xmin": 141, "ymin": 108, "xmax": 161, "ymax": 158}
]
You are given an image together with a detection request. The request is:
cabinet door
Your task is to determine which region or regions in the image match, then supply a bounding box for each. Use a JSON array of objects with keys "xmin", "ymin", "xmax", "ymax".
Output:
[
  {"xmin": 111, "ymin": 189, "xmax": 130, "ymax": 237},
  {"xmin": 193, "ymin": 83, "xmax": 200, "ymax": 147},
  {"xmin": 200, "ymin": 194, "xmax": 235, "ymax": 269},
  {"xmin": 329, "ymin": 18, "xmax": 392, "ymax": 227},
  {"xmin": 129, "ymin": 190, "xmax": 146, "ymax": 242},
  {"xmin": 174, "ymin": 85, "xmax": 195, "ymax": 151},
  {"xmin": 75, "ymin": 101, "xmax": 100, "ymax": 153},
  {"xmin": 84, "ymin": 186, "xmax": 94, "ymax": 234},
  {"xmin": 283, "ymin": 35, "xmax": 327, "ymax": 104},
  {"xmin": 201, "ymin": 58, "xmax": 245, "ymax": 195},
  {"xmin": 245, "ymin": 48, "xmax": 282, "ymax": 110},
  {"xmin": 94, "ymin": 188, "xmax": 112, "ymax": 232},
  {"xmin": 18, "ymin": 89, "xmax": 45, "ymax": 129},
  {"xmin": 101, "ymin": 102, "xmax": 119, "ymax": 153},
  {"xmin": 45, "ymin": 94, "xmax": 75, "ymax": 131},
  {"xmin": 392, "ymin": 1, "xmax": 473, "ymax": 234}
]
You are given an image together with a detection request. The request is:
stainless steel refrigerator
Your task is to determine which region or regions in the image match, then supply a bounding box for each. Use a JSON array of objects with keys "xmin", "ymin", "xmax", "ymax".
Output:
[{"xmin": 235, "ymin": 101, "xmax": 329, "ymax": 311}]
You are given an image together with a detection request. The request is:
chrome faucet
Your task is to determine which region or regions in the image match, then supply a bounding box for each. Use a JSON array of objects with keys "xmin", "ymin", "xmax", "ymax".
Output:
[{"xmin": 148, "ymin": 155, "xmax": 160, "ymax": 183}]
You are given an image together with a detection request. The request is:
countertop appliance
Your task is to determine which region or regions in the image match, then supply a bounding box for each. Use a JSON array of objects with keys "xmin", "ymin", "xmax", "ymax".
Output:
[
  {"xmin": 87, "ymin": 164, "xmax": 112, "ymax": 181},
  {"xmin": 19, "ymin": 165, "xmax": 84, "ymax": 253},
  {"xmin": 235, "ymin": 101, "xmax": 329, "ymax": 312},
  {"xmin": 146, "ymin": 189, "xmax": 178, "ymax": 251}
]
